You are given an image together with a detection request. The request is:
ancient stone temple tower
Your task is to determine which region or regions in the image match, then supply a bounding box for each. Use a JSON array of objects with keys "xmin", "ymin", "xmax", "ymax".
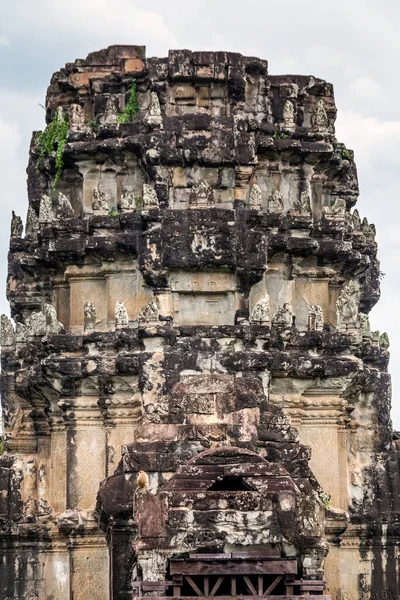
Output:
[{"xmin": 0, "ymin": 45, "xmax": 399, "ymax": 600}]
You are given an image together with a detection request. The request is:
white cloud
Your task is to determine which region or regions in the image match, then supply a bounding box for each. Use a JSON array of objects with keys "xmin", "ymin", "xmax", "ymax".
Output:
[
  {"xmin": 336, "ymin": 110, "xmax": 400, "ymax": 167},
  {"xmin": 6, "ymin": 0, "xmax": 180, "ymax": 56},
  {"xmin": 349, "ymin": 76, "xmax": 382, "ymax": 102}
]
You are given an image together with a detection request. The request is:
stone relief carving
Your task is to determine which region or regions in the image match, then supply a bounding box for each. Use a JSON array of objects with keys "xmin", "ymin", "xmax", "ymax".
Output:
[
  {"xmin": 1, "ymin": 314, "xmax": 15, "ymax": 346},
  {"xmin": 101, "ymin": 96, "xmax": 118, "ymax": 125},
  {"xmin": 26, "ymin": 206, "xmax": 39, "ymax": 235},
  {"xmin": 84, "ymin": 301, "xmax": 97, "ymax": 331},
  {"xmin": 11, "ymin": 211, "xmax": 23, "ymax": 238},
  {"xmin": 308, "ymin": 305, "xmax": 323, "ymax": 331},
  {"xmin": 56, "ymin": 192, "xmax": 74, "ymax": 218},
  {"xmin": 282, "ymin": 100, "xmax": 295, "ymax": 129},
  {"xmin": 291, "ymin": 191, "xmax": 311, "ymax": 215},
  {"xmin": 249, "ymin": 184, "xmax": 262, "ymax": 211},
  {"xmin": 138, "ymin": 300, "xmax": 159, "ymax": 324},
  {"xmin": 251, "ymin": 295, "xmax": 271, "ymax": 324},
  {"xmin": 267, "ymin": 189, "xmax": 283, "ymax": 213},
  {"xmin": 189, "ymin": 179, "xmax": 215, "ymax": 207},
  {"xmin": 69, "ymin": 103, "xmax": 89, "ymax": 133},
  {"xmin": 26, "ymin": 311, "xmax": 47, "ymax": 337},
  {"xmin": 39, "ymin": 195, "xmax": 54, "ymax": 222},
  {"xmin": 380, "ymin": 332, "xmax": 390, "ymax": 349},
  {"xmin": 336, "ymin": 281, "xmax": 360, "ymax": 330},
  {"xmin": 352, "ymin": 209, "xmax": 362, "ymax": 231},
  {"xmin": 24, "ymin": 460, "xmax": 37, "ymax": 521},
  {"xmin": 370, "ymin": 330, "xmax": 380, "ymax": 345},
  {"xmin": 147, "ymin": 91, "xmax": 162, "ymax": 127},
  {"xmin": 120, "ymin": 188, "xmax": 136, "ymax": 211},
  {"xmin": 358, "ymin": 313, "xmax": 371, "ymax": 337},
  {"xmin": 9, "ymin": 393, "xmax": 24, "ymax": 437},
  {"xmin": 143, "ymin": 184, "xmax": 159, "ymax": 208},
  {"xmin": 312, "ymin": 99, "xmax": 328, "ymax": 130},
  {"xmin": 362, "ymin": 218, "xmax": 376, "ymax": 240},
  {"xmin": 15, "ymin": 322, "xmax": 27, "ymax": 343},
  {"xmin": 323, "ymin": 198, "xmax": 346, "ymax": 218},
  {"xmin": 272, "ymin": 303, "xmax": 293, "ymax": 328},
  {"xmin": 92, "ymin": 184, "xmax": 110, "ymax": 213},
  {"xmin": 44, "ymin": 304, "xmax": 63, "ymax": 334},
  {"xmin": 115, "ymin": 301, "xmax": 129, "ymax": 328}
]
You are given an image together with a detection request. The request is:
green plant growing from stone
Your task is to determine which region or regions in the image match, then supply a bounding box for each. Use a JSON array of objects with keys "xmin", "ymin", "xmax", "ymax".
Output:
[
  {"xmin": 273, "ymin": 131, "xmax": 289, "ymax": 139},
  {"xmin": 108, "ymin": 210, "xmax": 120, "ymax": 217},
  {"xmin": 118, "ymin": 81, "xmax": 138, "ymax": 124},
  {"xmin": 87, "ymin": 119, "xmax": 100, "ymax": 135},
  {"xmin": 339, "ymin": 146, "xmax": 354, "ymax": 161},
  {"xmin": 135, "ymin": 196, "xmax": 143, "ymax": 209},
  {"xmin": 36, "ymin": 108, "xmax": 69, "ymax": 189}
]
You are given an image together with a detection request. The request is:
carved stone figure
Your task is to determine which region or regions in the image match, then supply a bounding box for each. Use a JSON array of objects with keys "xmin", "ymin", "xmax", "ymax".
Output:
[
  {"xmin": 251, "ymin": 295, "xmax": 270, "ymax": 324},
  {"xmin": 138, "ymin": 300, "xmax": 159, "ymax": 324},
  {"xmin": 370, "ymin": 330, "xmax": 380, "ymax": 344},
  {"xmin": 352, "ymin": 209, "xmax": 362, "ymax": 231},
  {"xmin": 1, "ymin": 314, "xmax": 15, "ymax": 346},
  {"xmin": 9, "ymin": 394, "xmax": 23, "ymax": 437},
  {"xmin": 69, "ymin": 104, "xmax": 90, "ymax": 133},
  {"xmin": 92, "ymin": 184, "xmax": 110, "ymax": 213},
  {"xmin": 267, "ymin": 189, "xmax": 283, "ymax": 213},
  {"xmin": 143, "ymin": 184, "xmax": 159, "ymax": 208},
  {"xmin": 147, "ymin": 92, "xmax": 162, "ymax": 127},
  {"xmin": 24, "ymin": 460, "xmax": 37, "ymax": 522},
  {"xmin": 26, "ymin": 311, "xmax": 47, "ymax": 336},
  {"xmin": 11, "ymin": 211, "xmax": 23, "ymax": 238},
  {"xmin": 358, "ymin": 313, "xmax": 371, "ymax": 337},
  {"xmin": 324, "ymin": 198, "xmax": 346, "ymax": 218},
  {"xmin": 362, "ymin": 218, "xmax": 376, "ymax": 240},
  {"xmin": 102, "ymin": 96, "xmax": 118, "ymax": 125},
  {"xmin": 56, "ymin": 192, "xmax": 74, "ymax": 218},
  {"xmin": 44, "ymin": 304, "xmax": 63, "ymax": 334},
  {"xmin": 336, "ymin": 281, "xmax": 360, "ymax": 330},
  {"xmin": 380, "ymin": 332, "xmax": 390, "ymax": 349},
  {"xmin": 312, "ymin": 99, "xmax": 328, "ymax": 130},
  {"xmin": 84, "ymin": 302, "xmax": 97, "ymax": 331},
  {"xmin": 282, "ymin": 100, "xmax": 295, "ymax": 129},
  {"xmin": 308, "ymin": 305, "xmax": 323, "ymax": 331},
  {"xmin": 120, "ymin": 188, "xmax": 136, "ymax": 211},
  {"xmin": 291, "ymin": 191, "xmax": 311, "ymax": 215},
  {"xmin": 249, "ymin": 184, "xmax": 262, "ymax": 211},
  {"xmin": 39, "ymin": 195, "xmax": 54, "ymax": 222},
  {"xmin": 189, "ymin": 179, "xmax": 215, "ymax": 207},
  {"xmin": 272, "ymin": 303, "xmax": 293, "ymax": 327},
  {"xmin": 115, "ymin": 301, "xmax": 129, "ymax": 328},
  {"xmin": 15, "ymin": 322, "xmax": 27, "ymax": 343},
  {"xmin": 26, "ymin": 206, "xmax": 39, "ymax": 235}
]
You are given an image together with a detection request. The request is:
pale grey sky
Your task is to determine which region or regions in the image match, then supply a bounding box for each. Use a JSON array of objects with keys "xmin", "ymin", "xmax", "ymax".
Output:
[{"xmin": 1, "ymin": 0, "xmax": 399, "ymax": 424}]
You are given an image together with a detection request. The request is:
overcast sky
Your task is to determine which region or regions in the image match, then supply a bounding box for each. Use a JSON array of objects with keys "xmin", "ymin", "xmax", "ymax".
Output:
[{"xmin": 1, "ymin": 0, "xmax": 399, "ymax": 425}]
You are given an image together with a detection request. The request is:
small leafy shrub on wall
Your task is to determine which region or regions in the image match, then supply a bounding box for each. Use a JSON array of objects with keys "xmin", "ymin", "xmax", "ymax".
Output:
[
  {"xmin": 36, "ymin": 107, "xmax": 69, "ymax": 189},
  {"xmin": 118, "ymin": 81, "xmax": 138, "ymax": 124}
]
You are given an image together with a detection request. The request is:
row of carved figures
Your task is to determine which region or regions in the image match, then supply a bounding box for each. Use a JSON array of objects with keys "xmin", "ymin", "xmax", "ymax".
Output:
[
  {"xmin": 68, "ymin": 92, "xmax": 327, "ymax": 134},
  {"xmin": 282, "ymin": 97, "xmax": 329, "ymax": 131},
  {"xmin": 10, "ymin": 192, "xmax": 376, "ymax": 240},
  {"xmin": 2, "ymin": 282, "xmax": 388, "ymax": 347},
  {"xmin": 56, "ymin": 91, "xmax": 163, "ymax": 135},
  {"xmin": 93, "ymin": 182, "xmax": 159, "ymax": 213},
  {"xmin": 0, "ymin": 299, "xmax": 160, "ymax": 345},
  {"xmin": 250, "ymin": 283, "xmax": 389, "ymax": 345},
  {"xmin": 59, "ymin": 91, "xmax": 329, "ymax": 137}
]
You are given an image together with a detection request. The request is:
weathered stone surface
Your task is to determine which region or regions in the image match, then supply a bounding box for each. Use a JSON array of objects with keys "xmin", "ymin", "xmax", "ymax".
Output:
[{"xmin": 0, "ymin": 44, "xmax": 398, "ymax": 600}]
